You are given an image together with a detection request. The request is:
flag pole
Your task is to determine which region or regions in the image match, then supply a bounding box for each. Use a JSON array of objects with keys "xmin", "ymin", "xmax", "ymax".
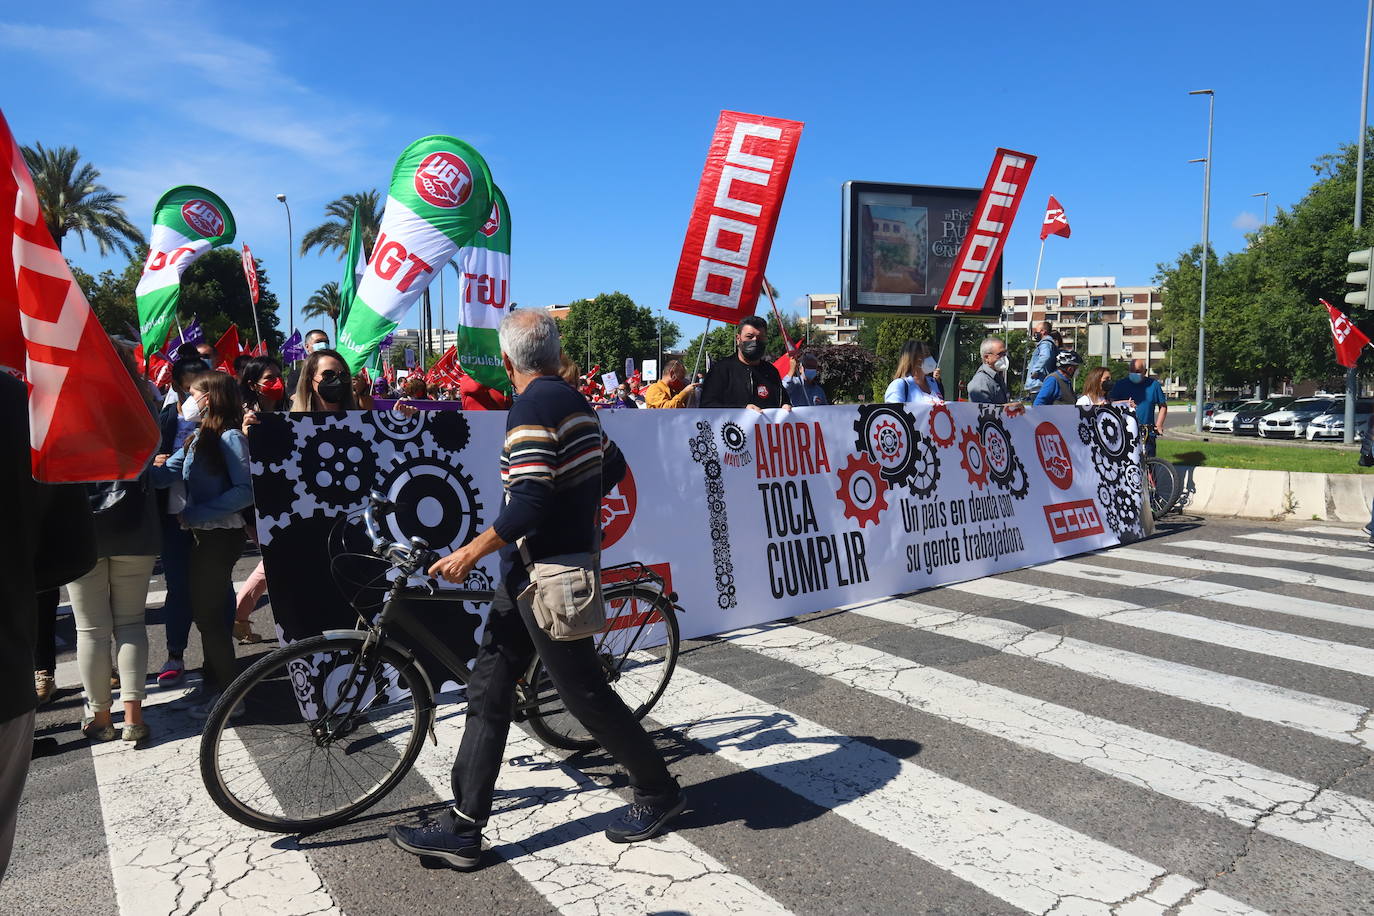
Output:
[
  {"xmin": 693, "ymin": 320, "xmax": 712, "ymax": 376},
  {"xmin": 761, "ymin": 276, "xmax": 796, "ymax": 353},
  {"xmin": 1024, "ymin": 237, "xmax": 1046, "ymax": 388}
]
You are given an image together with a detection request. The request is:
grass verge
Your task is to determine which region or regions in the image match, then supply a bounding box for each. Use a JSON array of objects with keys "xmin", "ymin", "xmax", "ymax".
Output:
[{"xmin": 1157, "ymin": 438, "xmax": 1373, "ymax": 474}]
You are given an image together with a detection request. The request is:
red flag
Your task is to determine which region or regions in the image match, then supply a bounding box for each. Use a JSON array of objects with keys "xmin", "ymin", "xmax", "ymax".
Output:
[
  {"xmin": 0, "ymin": 109, "xmax": 157, "ymax": 481},
  {"xmin": 936, "ymin": 148, "xmax": 1037, "ymax": 311},
  {"xmin": 1321, "ymin": 299, "xmax": 1371, "ymax": 368},
  {"xmin": 1040, "ymin": 195, "xmax": 1071, "ymax": 240},
  {"xmin": 241, "ymin": 244, "xmax": 259, "ymax": 304},
  {"xmin": 214, "ymin": 325, "xmax": 240, "ymax": 373},
  {"xmin": 254, "ymin": 340, "xmax": 267, "ymax": 357},
  {"xmin": 668, "ymin": 111, "xmax": 805, "ymax": 324},
  {"xmin": 426, "ymin": 346, "xmax": 461, "ymax": 387}
]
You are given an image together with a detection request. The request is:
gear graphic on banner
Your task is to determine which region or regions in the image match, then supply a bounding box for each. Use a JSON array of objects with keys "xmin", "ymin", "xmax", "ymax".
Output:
[
  {"xmin": 720, "ymin": 420, "xmax": 748, "ymax": 453},
  {"xmin": 426, "ymin": 411, "xmax": 471, "ymax": 453},
  {"xmin": 691, "ymin": 421, "xmax": 736, "ymax": 610},
  {"xmin": 927, "ymin": 401, "xmax": 957, "ymax": 448},
  {"xmin": 377, "ymin": 451, "xmax": 484, "ymax": 555},
  {"xmin": 958, "ymin": 427, "xmax": 989, "ymax": 489},
  {"xmin": 365, "ymin": 406, "xmax": 427, "ymax": 444},
  {"xmin": 906, "ymin": 434, "xmax": 941, "ymax": 499},
  {"xmin": 853, "ymin": 404, "xmax": 920, "ymax": 488},
  {"xmin": 835, "ymin": 452, "xmax": 888, "ymax": 527},
  {"xmin": 300, "ymin": 425, "xmax": 378, "ymax": 508}
]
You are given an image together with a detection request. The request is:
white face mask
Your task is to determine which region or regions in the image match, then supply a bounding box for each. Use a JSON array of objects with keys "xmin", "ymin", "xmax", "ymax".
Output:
[
  {"xmin": 180, "ymin": 395, "xmax": 202, "ymax": 422},
  {"xmin": 921, "ymin": 357, "xmax": 938, "ymax": 374},
  {"xmin": 993, "ymin": 355, "xmax": 1009, "ymax": 373}
]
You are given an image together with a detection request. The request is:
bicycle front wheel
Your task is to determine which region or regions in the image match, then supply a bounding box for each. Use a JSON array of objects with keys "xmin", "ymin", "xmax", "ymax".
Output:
[
  {"xmin": 1145, "ymin": 457, "xmax": 1180, "ymax": 518},
  {"xmin": 525, "ymin": 585, "xmax": 680, "ymax": 751},
  {"xmin": 199, "ymin": 633, "xmax": 434, "ymax": 833}
]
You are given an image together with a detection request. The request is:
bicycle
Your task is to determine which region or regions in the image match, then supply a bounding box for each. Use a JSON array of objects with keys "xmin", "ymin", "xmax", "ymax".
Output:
[
  {"xmin": 1140, "ymin": 426, "xmax": 1180, "ymax": 518},
  {"xmin": 198, "ymin": 492, "xmax": 682, "ymax": 834}
]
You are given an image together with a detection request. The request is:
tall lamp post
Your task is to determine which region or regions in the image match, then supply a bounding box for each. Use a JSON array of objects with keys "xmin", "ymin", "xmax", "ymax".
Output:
[
  {"xmin": 1347, "ymin": 0, "xmax": 1373, "ymax": 445},
  {"xmin": 275, "ymin": 193, "xmax": 294, "ymax": 343},
  {"xmin": 1189, "ymin": 89, "xmax": 1214, "ymax": 433},
  {"xmin": 1251, "ymin": 191, "xmax": 1270, "ymax": 230}
]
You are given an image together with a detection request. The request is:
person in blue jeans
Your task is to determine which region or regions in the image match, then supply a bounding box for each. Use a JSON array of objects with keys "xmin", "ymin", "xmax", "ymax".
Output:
[{"xmin": 1109, "ymin": 359, "xmax": 1169, "ymax": 457}]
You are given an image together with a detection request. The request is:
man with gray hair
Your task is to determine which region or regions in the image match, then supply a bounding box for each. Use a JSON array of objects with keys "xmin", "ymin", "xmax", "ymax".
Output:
[
  {"xmin": 968, "ymin": 336, "xmax": 1011, "ymax": 404},
  {"xmin": 388, "ymin": 309, "xmax": 684, "ymax": 870}
]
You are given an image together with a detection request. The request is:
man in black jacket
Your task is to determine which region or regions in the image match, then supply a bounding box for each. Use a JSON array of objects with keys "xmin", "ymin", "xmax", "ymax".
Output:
[{"xmin": 699, "ymin": 315, "xmax": 791, "ymax": 411}]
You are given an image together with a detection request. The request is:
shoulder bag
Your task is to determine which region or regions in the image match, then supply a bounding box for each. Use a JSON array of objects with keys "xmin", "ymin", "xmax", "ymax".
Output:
[{"xmin": 517, "ymin": 539, "xmax": 606, "ymax": 640}]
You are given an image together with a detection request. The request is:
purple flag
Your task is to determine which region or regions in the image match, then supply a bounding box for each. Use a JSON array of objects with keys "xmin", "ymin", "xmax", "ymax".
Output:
[
  {"xmin": 169, "ymin": 317, "xmax": 204, "ymax": 352},
  {"xmin": 404, "ymin": 347, "xmax": 416, "ymax": 368},
  {"xmin": 282, "ymin": 329, "xmax": 305, "ymax": 362}
]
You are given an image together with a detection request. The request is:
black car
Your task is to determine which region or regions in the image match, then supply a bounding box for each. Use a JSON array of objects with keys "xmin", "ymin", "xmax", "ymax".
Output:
[{"xmin": 1232, "ymin": 397, "xmax": 1295, "ymax": 436}]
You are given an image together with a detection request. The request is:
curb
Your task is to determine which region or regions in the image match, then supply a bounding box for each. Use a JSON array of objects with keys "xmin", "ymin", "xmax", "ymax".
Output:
[{"xmin": 1173, "ymin": 465, "xmax": 1374, "ymax": 523}]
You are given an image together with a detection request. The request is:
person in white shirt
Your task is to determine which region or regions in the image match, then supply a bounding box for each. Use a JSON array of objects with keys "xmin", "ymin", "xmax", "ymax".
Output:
[{"xmin": 884, "ymin": 340, "xmax": 942, "ymax": 404}]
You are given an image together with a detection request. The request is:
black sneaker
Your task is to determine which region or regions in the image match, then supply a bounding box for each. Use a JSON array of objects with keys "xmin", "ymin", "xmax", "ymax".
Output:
[
  {"xmin": 604, "ymin": 791, "xmax": 687, "ymax": 844},
  {"xmin": 388, "ymin": 809, "xmax": 483, "ymax": 870}
]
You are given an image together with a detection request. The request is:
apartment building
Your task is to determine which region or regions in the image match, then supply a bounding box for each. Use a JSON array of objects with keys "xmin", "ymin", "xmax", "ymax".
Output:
[
  {"xmin": 807, "ymin": 293, "xmax": 862, "ymax": 344},
  {"xmin": 1001, "ymin": 277, "xmax": 1167, "ymax": 378}
]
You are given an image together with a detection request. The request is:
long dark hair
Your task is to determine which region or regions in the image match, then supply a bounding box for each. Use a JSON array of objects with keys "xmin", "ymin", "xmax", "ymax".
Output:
[
  {"xmin": 240, "ymin": 356, "xmax": 285, "ymax": 411},
  {"xmin": 292, "ymin": 349, "xmax": 357, "ymax": 412},
  {"xmin": 189, "ymin": 372, "xmax": 244, "ymax": 476}
]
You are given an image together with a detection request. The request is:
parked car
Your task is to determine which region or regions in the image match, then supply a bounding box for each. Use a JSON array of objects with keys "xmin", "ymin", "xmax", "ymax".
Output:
[
  {"xmin": 1202, "ymin": 399, "xmax": 1246, "ymax": 431},
  {"xmin": 1209, "ymin": 400, "xmax": 1263, "ymax": 433},
  {"xmin": 1305, "ymin": 399, "xmax": 1374, "ymax": 440},
  {"xmin": 1233, "ymin": 398, "xmax": 1296, "ymax": 436},
  {"xmin": 1258, "ymin": 397, "xmax": 1339, "ymax": 439}
]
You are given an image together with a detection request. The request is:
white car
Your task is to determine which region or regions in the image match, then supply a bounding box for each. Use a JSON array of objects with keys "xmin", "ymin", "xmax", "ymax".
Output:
[
  {"xmin": 1259, "ymin": 398, "xmax": 1340, "ymax": 439},
  {"xmin": 1208, "ymin": 400, "xmax": 1262, "ymax": 434},
  {"xmin": 1305, "ymin": 401, "xmax": 1373, "ymax": 440}
]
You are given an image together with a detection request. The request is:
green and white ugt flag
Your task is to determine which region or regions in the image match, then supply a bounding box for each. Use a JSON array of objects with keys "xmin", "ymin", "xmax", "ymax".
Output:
[
  {"xmin": 337, "ymin": 136, "xmax": 493, "ymax": 372},
  {"xmin": 455, "ymin": 185, "xmax": 511, "ymax": 393},
  {"xmin": 338, "ymin": 205, "xmax": 364, "ymax": 331},
  {"xmin": 135, "ymin": 187, "xmax": 236, "ymax": 359}
]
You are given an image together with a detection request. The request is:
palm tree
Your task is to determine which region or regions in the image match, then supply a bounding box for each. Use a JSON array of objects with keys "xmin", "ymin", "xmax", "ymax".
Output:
[
  {"xmin": 21, "ymin": 143, "xmax": 145, "ymax": 256},
  {"xmin": 300, "ymin": 190, "xmax": 382, "ymax": 259},
  {"xmin": 304, "ymin": 281, "xmax": 342, "ymax": 338}
]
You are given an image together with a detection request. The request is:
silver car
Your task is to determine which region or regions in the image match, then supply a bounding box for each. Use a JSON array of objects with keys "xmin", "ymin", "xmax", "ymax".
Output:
[
  {"xmin": 1305, "ymin": 400, "xmax": 1373, "ymax": 440},
  {"xmin": 1259, "ymin": 398, "xmax": 1339, "ymax": 438},
  {"xmin": 1209, "ymin": 400, "xmax": 1262, "ymax": 434}
]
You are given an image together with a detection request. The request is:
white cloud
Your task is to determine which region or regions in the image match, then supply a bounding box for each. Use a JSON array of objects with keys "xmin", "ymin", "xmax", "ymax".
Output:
[{"xmin": 1233, "ymin": 211, "xmax": 1263, "ymax": 232}]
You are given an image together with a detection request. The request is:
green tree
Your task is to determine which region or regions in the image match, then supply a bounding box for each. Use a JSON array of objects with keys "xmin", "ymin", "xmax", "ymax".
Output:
[
  {"xmin": 869, "ymin": 316, "xmax": 935, "ymax": 399},
  {"xmin": 304, "ymin": 281, "xmax": 342, "ymax": 337},
  {"xmin": 809, "ymin": 344, "xmax": 877, "ymax": 403},
  {"xmin": 681, "ymin": 323, "xmax": 739, "ymax": 369},
  {"xmin": 21, "ymin": 143, "xmax": 145, "ymax": 256},
  {"xmin": 70, "ymin": 256, "xmax": 143, "ymax": 337},
  {"xmin": 556, "ymin": 292, "xmax": 681, "ymax": 374},
  {"xmin": 300, "ymin": 190, "xmax": 382, "ymax": 258},
  {"xmin": 178, "ymin": 248, "xmax": 284, "ymax": 351}
]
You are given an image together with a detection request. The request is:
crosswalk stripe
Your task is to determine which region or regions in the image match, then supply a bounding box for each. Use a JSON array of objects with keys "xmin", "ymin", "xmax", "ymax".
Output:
[
  {"xmin": 1238, "ymin": 532, "xmax": 1374, "ymax": 553},
  {"xmin": 88, "ymin": 685, "xmax": 341, "ymax": 915},
  {"xmin": 949, "ymin": 576, "xmax": 1374, "ymax": 676},
  {"xmin": 715, "ymin": 621, "xmax": 1374, "ymax": 872},
  {"xmin": 1162, "ymin": 539, "xmax": 1374, "ymax": 573},
  {"xmin": 1297, "ymin": 525, "xmax": 1372, "ymax": 538},
  {"xmin": 652, "ymin": 659, "xmax": 1263, "ymax": 915},
  {"xmin": 841, "ymin": 596, "xmax": 1373, "ymax": 748},
  {"xmin": 405, "ymin": 695, "xmax": 794, "ymax": 915},
  {"xmin": 1039, "ymin": 560, "xmax": 1374, "ymax": 632},
  {"xmin": 1102, "ymin": 546, "xmax": 1374, "ymax": 597}
]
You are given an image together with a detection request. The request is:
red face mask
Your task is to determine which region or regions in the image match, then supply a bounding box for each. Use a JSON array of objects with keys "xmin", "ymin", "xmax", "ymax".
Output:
[{"xmin": 258, "ymin": 377, "xmax": 285, "ymax": 400}]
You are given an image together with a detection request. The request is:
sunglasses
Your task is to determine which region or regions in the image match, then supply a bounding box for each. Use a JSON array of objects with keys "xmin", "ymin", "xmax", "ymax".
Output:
[{"xmin": 317, "ymin": 369, "xmax": 346, "ymax": 382}]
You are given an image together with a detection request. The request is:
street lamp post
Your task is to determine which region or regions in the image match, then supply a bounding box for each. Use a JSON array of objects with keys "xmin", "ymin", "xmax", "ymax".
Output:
[
  {"xmin": 275, "ymin": 194, "xmax": 294, "ymax": 346},
  {"xmin": 1189, "ymin": 89, "xmax": 1215, "ymax": 433},
  {"xmin": 1347, "ymin": 0, "xmax": 1373, "ymax": 445},
  {"xmin": 1251, "ymin": 191, "xmax": 1269, "ymax": 230}
]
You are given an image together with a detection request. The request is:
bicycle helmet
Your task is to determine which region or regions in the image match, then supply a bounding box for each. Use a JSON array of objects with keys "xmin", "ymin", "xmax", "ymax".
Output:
[{"xmin": 1056, "ymin": 349, "xmax": 1084, "ymax": 369}]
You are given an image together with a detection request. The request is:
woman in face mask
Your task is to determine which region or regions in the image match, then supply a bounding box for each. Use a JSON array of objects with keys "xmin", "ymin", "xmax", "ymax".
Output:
[
  {"xmin": 784, "ymin": 352, "xmax": 828, "ymax": 407},
  {"xmin": 240, "ymin": 357, "xmax": 286, "ymax": 413},
  {"xmin": 884, "ymin": 340, "xmax": 943, "ymax": 404},
  {"xmin": 290, "ymin": 349, "xmax": 358, "ymax": 412}
]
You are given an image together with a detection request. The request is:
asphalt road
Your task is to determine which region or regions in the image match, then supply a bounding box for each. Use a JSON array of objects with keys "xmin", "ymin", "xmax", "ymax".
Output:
[{"xmin": 5, "ymin": 517, "xmax": 1374, "ymax": 916}]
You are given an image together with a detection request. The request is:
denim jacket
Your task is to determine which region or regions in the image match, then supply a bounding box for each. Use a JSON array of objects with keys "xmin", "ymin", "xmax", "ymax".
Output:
[{"xmin": 151, "ymin": 428, "xmax": 252, "ymax": 528}]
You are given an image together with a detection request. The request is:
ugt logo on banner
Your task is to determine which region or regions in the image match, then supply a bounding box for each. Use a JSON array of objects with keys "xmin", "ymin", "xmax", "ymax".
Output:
[{"xmin": 668, "ymin": 111, "xmax": 804, "ymax": 323}]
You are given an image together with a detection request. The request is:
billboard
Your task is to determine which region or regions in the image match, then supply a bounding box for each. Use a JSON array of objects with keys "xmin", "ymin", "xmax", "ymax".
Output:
[{"xmin": 840, "ymin": 181, "xmax": 1001, "ymax": 316}]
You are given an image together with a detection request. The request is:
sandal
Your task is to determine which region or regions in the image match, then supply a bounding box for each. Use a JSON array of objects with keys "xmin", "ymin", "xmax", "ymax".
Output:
[
  {"xmin": 81, "ymin": 717, "xmax": 117, "ymax": 741},
  {"xmin": 233, "ymin": 620, "xmax": 262, "ymax": 644},
  {"xmin": 122, "ymin": 723, "xmax": 151, "ymax": 743}
]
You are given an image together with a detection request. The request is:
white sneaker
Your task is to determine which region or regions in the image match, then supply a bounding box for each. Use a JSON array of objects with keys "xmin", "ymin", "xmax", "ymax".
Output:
[{"xmin": 187, "ymin": 692, "xmax": 223, "ymax": 720}]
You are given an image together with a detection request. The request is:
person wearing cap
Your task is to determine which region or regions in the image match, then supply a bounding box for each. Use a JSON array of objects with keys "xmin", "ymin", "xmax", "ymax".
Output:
[{"xmin": 1033, "ymin": 350, "xmax": 1083, "ymax": 406}]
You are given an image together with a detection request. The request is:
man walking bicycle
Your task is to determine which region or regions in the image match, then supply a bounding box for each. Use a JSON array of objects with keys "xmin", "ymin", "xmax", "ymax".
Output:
[{"xmin": 387, "ymin": 310, "xmax": 684, "ymax": 870}]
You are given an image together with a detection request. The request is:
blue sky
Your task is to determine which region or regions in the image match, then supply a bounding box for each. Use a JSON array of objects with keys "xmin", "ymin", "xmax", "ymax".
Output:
[{"xmin": 2, "ymin": 1, "xmax": 1369, "ymax": 346}]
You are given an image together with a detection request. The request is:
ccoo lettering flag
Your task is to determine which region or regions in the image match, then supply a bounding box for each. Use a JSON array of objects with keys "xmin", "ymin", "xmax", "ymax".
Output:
[
  {"xmin": 454, "ymin": 185, "xmax": 511, "ymax": 393},
  {"xmin": 337, "ymin": 136, "xmax": 493, "ymax": 372},
  {"xmin": 135, "ymin": 186, "xmax": 236, "ymax": 361},
  {"xmin": 1040, "ymin": 195, "xmax": 1071, "ymax": 240},
  {"xmin": 936, "ymin": 148, "xmax": 1036, "ymax": 312},
  {"xmin": 0, "ymin": 109, "xmax": 158, "ymax": 481},
  {"xmin": 1321, "ymin": 299, "xmax": 1371, "ymax": 368}
]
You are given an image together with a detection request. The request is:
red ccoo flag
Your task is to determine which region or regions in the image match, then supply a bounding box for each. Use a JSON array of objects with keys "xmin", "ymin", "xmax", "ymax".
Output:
[
  {"xmin": 1321, "ymin": 299, "xmax": 1371, "ymax": 368},
  {"xmin": 1040, "ymin": 195, "xmax": 1071, "ymax": 240},
  {"xmin": 0, "ymin": 109, "xmax": 157, "ymax": 482}
]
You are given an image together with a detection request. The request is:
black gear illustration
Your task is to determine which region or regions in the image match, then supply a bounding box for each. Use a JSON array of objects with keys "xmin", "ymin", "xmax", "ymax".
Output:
[
  {"xmin": 689, "ymin": 436, "xmax": 711, "ymax": 464},
  {"xmin": 1111, "ymin": 487, "xmax": 1141, "ymax": 530},
  {"xmin": 426, "ymin": 412, "xmax": 471, "ymax": 453},
  {"xmin": 1004, "ymin": 458, "xmax": 1030, "ymax": 499},
  {"xmin": 1103, "ymin": 503, "xmax": 1122, "ymax": 533},
  {"xmin": 905, "ymin": 434, "xmax": 941, "ymax": 499},
  {"xmin": 378, "ymin": 451, "xmax": 484, "ymax": 554},
  {"xmin": 854, "ymin": 404, "xmax": 920, "ymax": 487},
  {"xmin": 251, "ymin": 466, "xmax": 299, "ymax": 524},
  {"xmin": 1097, "ymin": 483, "xmax": 1114, "ymax": 511},
  {"xmin": 1089, "ymin": 408, "xmax": 1132, "ymax": 462},
  {"xmin": 704, "ymin": 459, "xmax": 722, "ymax": 480},
  {"xmin": 365, "ymin": 406, "xmax": 427, "ymax": 444},
  {"xmin": 300, "ymin": 426, "xmax": 378, "ymax": 508},
  {"xmin": 977, "ymin": 413, "xmax": 1017, "ymax": 486},
  {"xmin": 246, "ymin": 411, "xmax": 297, "ymax": 466},
  {"xmin": 1076, "ymin": 406, "xmax": 1097, "ymax": 446},
  {"xmin": 463, "ymin": 568, "xmax": 494, "ymax": 593},
  {"xmin": 720, "ymin": 421, "xmax": 748, "ymax": 453}
]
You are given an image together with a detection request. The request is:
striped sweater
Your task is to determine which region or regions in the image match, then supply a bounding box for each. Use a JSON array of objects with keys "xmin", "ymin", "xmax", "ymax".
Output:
[{"xmin": 493, "ymin": 375, "xmax": 625, "ymax": 588}]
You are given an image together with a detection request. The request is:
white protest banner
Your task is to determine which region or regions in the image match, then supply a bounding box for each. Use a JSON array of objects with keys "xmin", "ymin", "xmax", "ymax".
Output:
[
  {"xmin": 248, "ymin": 401, "xmax": 1142, "ymax": 649},
  {"xmin": 601, "ymin": 371, "xmax": 619, "ymax": 392},
  {"xmin": 643, "ymin": 359, "xmax": 659, "ymax": 382}
]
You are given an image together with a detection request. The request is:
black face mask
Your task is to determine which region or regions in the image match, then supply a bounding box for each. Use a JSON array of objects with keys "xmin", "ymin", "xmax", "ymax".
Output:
[
  {"xmin": 317, "ymin": 377, "xmax": 349, "ymax": 404},
  {"xmin": 739, "ymin": 338, "xmax": 765, "ymax": 361}
]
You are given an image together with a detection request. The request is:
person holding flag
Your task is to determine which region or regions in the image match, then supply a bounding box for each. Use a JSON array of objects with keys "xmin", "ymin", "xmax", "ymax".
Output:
[{"xmin": 1024, "ymin": 196, "xmax": 1071, "ymax": 392}]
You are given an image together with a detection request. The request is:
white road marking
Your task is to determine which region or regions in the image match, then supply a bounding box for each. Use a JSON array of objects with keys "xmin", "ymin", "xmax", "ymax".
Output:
[
  {"xmin": 1297, "ymin": 526, "xmax": 1373, "ymax": 538},
  {"xmin": 949, "ymin": 576, "xmax": 1374, "ymax": 676},
  {"xmin": 1239, "ymin": 532, "xmax": 1374, "ymax": 553},
  {"xmin": 1101, "ymin": 547, "xmax": 1374, "ymax": 597},
  {"xmin": 1163, "ymin": 539, "xmax": 1374, "ymax": 573},
  {"xmin": 842, "ymin": 596, "xmax": 1372, "ymax": 748},
  {"xmin": 715, "ymin": 622, "xmax": 1374, "ymax": 873},
  {"xmin": 652, "ymin": 660, "xmax": 1263, "ymax": 915},
  {"xmin": 88, "ymin": 685, "xmax": 341, "ymax": 915},
  {"xmin": 405, "ymin": 699, "xmax": 794, "ymax": 915},
  {"xmin": 1039, "ymin": 560, "xmax": 1374, "ymax": 632}
]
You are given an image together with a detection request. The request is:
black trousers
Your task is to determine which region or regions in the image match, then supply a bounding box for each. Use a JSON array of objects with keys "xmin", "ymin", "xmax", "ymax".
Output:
[
  {"xmin": 189, "ymin": 527, "xmax": 246, "ymax": 691},
  {"xmin": 450, "ymin": 581, "xmax": 678, "ymax": 826}
]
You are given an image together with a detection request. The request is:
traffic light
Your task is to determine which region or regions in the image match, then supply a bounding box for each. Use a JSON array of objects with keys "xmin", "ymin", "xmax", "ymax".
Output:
[{"xmin": 1347, "ymin": 247, "xmax": 1374, "ymax": 307}]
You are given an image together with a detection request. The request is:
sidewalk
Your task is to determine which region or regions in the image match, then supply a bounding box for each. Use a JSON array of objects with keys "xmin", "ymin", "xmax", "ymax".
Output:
[{"xmin": 1173, "ymin": 464, "xmax": 1374, "ymax": 523}]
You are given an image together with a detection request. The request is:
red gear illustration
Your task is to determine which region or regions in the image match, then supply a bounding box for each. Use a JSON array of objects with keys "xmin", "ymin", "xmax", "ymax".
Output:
[
  {"xmin": 958, "ymin": 427, "xmax": 989, "ymax": 489},
  {"xmin": 927, "ymin": 401, "xmax": 956, "ymax": 448},
  {"xmin": 871, "ymin": 418, "xmax": 905, "ymax": 463},
  {"xmin": 836, "ymin": 452, "xmax": 888, "ymax": 528}
]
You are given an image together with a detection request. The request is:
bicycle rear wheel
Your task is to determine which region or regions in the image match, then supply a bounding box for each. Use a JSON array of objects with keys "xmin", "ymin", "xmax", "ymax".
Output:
[
  {"xmin": 525, "ymin": 585, "xmax": 680, "ymax": 751},
  {"xmin": 1144, "ymin": 457, "xmax": 1180, "ymax": 518},
  {"xmin": 199, "ymin": 633, "xmax": 434, "ymax": 833}
]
